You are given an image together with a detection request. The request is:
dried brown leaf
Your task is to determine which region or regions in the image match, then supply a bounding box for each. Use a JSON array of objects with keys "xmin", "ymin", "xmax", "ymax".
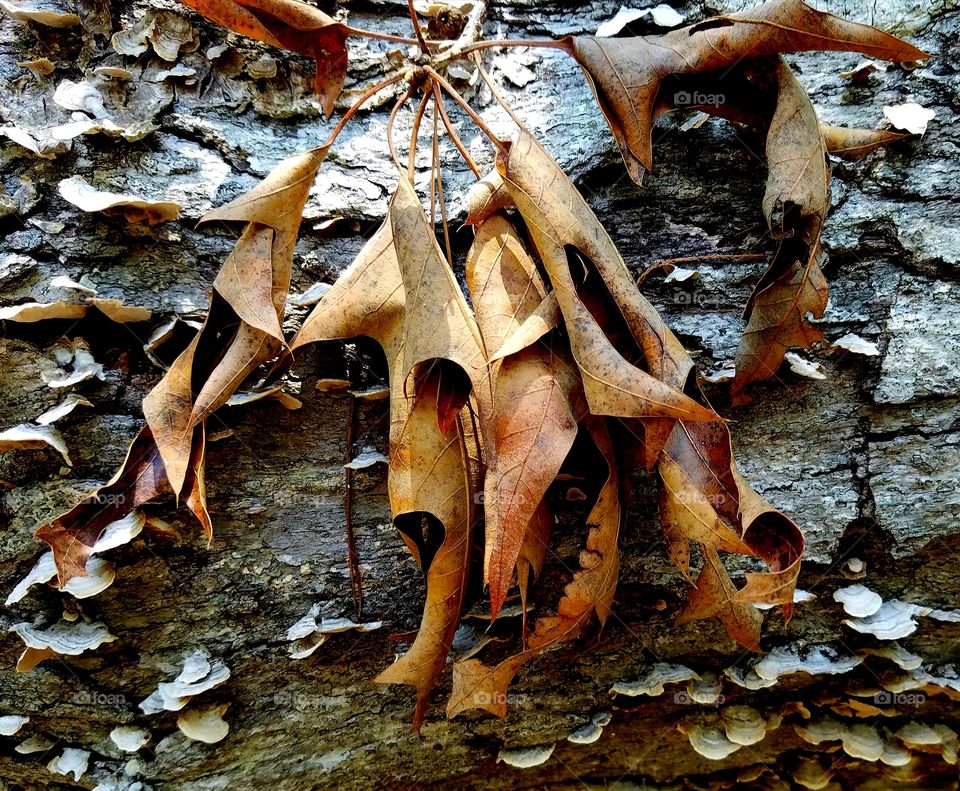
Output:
[
  {"xmin": 571, "ymin": 0, "xmax": 928, "ymax": 181},
  {"xmin": 178, "ymin": 0, "xmax": 349, "ymax": 115}
]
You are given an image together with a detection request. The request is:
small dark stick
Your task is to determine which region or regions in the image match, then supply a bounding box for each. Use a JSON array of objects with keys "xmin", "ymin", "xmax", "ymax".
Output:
[{"xmin": 345, "ymin": 392, "xmax": 363, "ymax": 619}]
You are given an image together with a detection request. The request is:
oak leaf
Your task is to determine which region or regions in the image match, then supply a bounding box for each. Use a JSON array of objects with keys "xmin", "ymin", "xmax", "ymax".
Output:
[
  {"xmin": 676, "ymin": 546, "xmax": 763, "ymax": 652},
  {"xmin": 498, "ymin": 131, "xmax": 717, "ymax": 446},
  {"xmin": 447, "ymin": 417, "xmax": 621, "ymax": 719},
  {"xmin": 732, "ymin": 59, "xmax": 829, "ymax": 402},
  {"xmin": 292, "ymin": 171, "xmax": 488, "ymax": 729},
  {"xmin": 178, "ymin": 0, "xmax": 348, "ymax": 115},
  {"xmin": 571, "ymin": 0, "xmax": 928, "ymax": 182},
  {"xmin": 466, "ymin": 213, "xmax": 579, "ymax": 618},
  {"xmin": 145, "ymin": 147, "xmax": 327, "ymax": 496}
]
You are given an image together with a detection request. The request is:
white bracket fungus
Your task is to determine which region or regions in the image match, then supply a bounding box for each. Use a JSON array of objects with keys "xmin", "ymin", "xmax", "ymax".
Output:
[
  {"xmin": 721, "ymin": 706, "xmax": 777, "ymax": 746},
  {"xmin": 795, "ymin": 718, "xmax": 884, "ymax": 761},
  {"xmin": 833, "ymin": 333, "xmax": 880, "ymax": 356},
  {"xmin": 678, "ymin": 723, "xmax": 741, "ymax": 760},
  {"xmin": 861, "ymin": 643, "xmax": 923, "ymax": 670},
  {"xmin": 139, "ymin": 650, "xmax": 230, "ymax": 714},
  {"xmin": 110, "ymin": 726, "xmax": 151, "ymax": 753},
  {"xmin": 47, "ymin": 747, "xmax": 90, "ymax": 782},
  {"xmin": 7, "ymin": 511, "xmax": 144, "ymax": 605},
  {"xmin": 596, "ymin": 4, "xmax": 685, "ymax": 37},
  {"xmin": 842, "ymin": 557, "xmax": 867, "ymax": 579},
  {"xmin": 896, "ymin": 722, "xmax": 958, "ymax": 764},
  {"xmin": 0, "ymin": 715, "xmax": 29, "ymax": 736},
  {"xmin": 833, "ymin": 584, "xmax": 883, "ymax": 617},
  {"xmin": 610, "ymin": 663, "xmax": 698, "ymax": 697},
  {"xmin": 497, "ymin": 743, "xmax": 554, "ymax": 768},
  {"xmin": 16, "ymin": 735, "xmax": 54, "ymax": 754},
  {"xmin": 727, "ymin": 644, "xmax": 861, "ymax": 690},
  {"xmin": 844, "ymin": 599, "xmax": 960, "ymax": 640},
  {"xmin": 344, "ymin": 446, "xmax": 389, "ymax": 470},
  {"xmin": 11, "ymin": 620, "xmax": 117, "ymax": 671},
  {"xmin": 884, "ymin": 664, "xmax": 960, "ymax": 696},
  {"xmin": 567, "ymin": 712, "xmax": 611, "ymax": 745},
  {"xmin": 59, "ymin": 176, "xmax": 180, "ymax": 226},
  {"xmin": 0, "ymin": 1, "xmax": 80, "ymax": 27},
  {"xmin": 0, "ymin": 424, "xmax": 72, "ymax": 465},
  {"xmin": 177, "ymin": 704, "xmax": 229, "ymax": 744},
  {"xmin": 285, "ymin": 606, "xmax": 382, "ymax": 659},
  {"xmin": 686, "ymin": 672, "xmax": 722, "ymax": 705},
  {"xmin": 791, "ymin": 755, "xmax": 833, "ymax": 789}
]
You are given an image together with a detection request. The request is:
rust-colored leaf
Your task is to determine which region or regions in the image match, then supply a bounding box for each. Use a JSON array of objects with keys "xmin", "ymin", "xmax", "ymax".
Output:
[
  {"xmin": 499, "ymin": 131, "xmax": 717, "ymax": 440},
  {"xmin": 820, "ymin": 125, "xmax": 911, "ymax": 161},
  {"xmin": 143, "ymin": 147, "xmax": 326, "ymax": 494},
  {"xmin": 35, "ymin": 427, "xmax": 168, "ymax": 584},
  {"xmin": 466, "ymin": 213, "xmax": 579, "ymax": 618},
  {"xmin": 571, "ymin": 0, "xmax": 928, "ymax": 181},
  {"xmin": 676, "ymin": 546, "xmax": 763, "ymax": 652},
  {"xmin": 178, "ymin": 0, "xmax": 348, "ymax": 115},
  {"xmin": 292, "ymin": 171, "xmax": 488, "ymax": 729},
  {"xmin": 730, "ymin": 59, "xmax": 831, "ymax": 402},
  {"xmin": 447, "ymin": 417, "xmax": 621, "ymax": 719}
]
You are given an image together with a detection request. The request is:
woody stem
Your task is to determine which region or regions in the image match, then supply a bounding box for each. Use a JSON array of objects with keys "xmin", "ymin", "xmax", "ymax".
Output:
[
  {"xmin": 386, "ymin": 85, "xmax": 416, "ymax": 170},
  {"xmin": 408, "ymin": 88, "xmax": 433, "ymax": 181},
  {"xmin": 323, "ymin": 72, "xmax": 404, "ymax": 151},
  {"xmin": 433, "ymin": 85, "xmax": 481, "ymax": 178},
  {"xmin": 343, "ymin": 26, "xmax": 422, "ymax": 46},
  {"xmin": 424, "ymin": 66, "xmax": 509, "ymax": 158},
  {"xmin": 406, "ymin": 0, "xmax": 431, "ymax": 54}
]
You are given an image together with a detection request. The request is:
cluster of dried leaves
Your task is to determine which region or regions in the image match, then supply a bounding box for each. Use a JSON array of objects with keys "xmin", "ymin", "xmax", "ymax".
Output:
[{"xmin": 32, "ymin": 0, "xmax": 927, "ymax": 728}]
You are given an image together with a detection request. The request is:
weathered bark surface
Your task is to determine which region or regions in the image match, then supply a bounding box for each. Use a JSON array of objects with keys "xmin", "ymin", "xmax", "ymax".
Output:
[{"xmin": 1, "ymin": 1, "xmax": 959, "ymax": 789}]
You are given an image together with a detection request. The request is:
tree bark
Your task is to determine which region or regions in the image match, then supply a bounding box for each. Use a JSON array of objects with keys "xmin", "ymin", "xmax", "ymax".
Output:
[{"xmin": 1, "ymin": 1, "xmax": 959, "ymax": 788}]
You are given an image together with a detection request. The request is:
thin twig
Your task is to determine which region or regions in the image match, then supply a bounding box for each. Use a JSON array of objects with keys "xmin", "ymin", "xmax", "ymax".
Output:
[
  {"xmin": 472, "ymin": 52, "xmax": 528, "ymax": 133},
  {"xmin": 430, "ymin": 97, "xmax": 438, "ymax": 227},
  {"xmin": 408, "ymin": 88, "xmax": 433, "ymax": 181},
  {"xmin": 425, "ymin": 66, "xmax": 508, "ymax": 158},
  {"xmin": 458, "ymin": 38, "xmax": 572, "ymax": 56},
  {"xmin": 386, "ymin": 85, "xmax": 416, "ymax": 169},
  {"xmin": 323, "ymin": 72, "xmax": 404, "ymax": 151},
  {"xmin": 432, "ymin": 102, "xmax": 455, "ymax": 267},
  {"xmin": 345, "ymin": 393, "xmax": 363, "ymax": 620},
  {"xmin": 406, "ymin": 0, "xmax": 430, "ymax": 54},
  {"xmin": 433, "ymin": 84, "xmax": 481, "ymax": 178},
  {"xmin": 343, "ymin": 25, "xmax": 421, "ymax": 46},
  {"xmin": 636, "ymin": 253, "xmax": 766, "ymax": 287}
]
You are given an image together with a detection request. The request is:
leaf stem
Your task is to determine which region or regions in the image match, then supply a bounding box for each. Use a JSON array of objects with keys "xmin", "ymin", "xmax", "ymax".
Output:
[
  {"xmin": 408, "ymin": 87, "xmax": 433, "ymax": 182},
  {"xmin": 345, "ymin": 392, "xmax": 363, "ymax": 619},
  {"xmin": 432, "ymin": 99, "xmax": 454, "ymax": 267},
  {"xmin": 472, "ymin": 52, "xmax": 528, "ymax": 134},
  {"xmin": 343, "ymin": 25, "xmax": 421, "ymax": 46},
  {"xmin": 387, "ymin": 85, "xmax": 416, "ymax": 170},
  {"xmin": 458, "ymin": 37, "xmax": 572, "ymax": 56},
  {"xmin": 433, "ymin": 84, "xmax": 481, "ymax": 178},
  {"xmin": 406, "ymin": 0, "xmax": 430, "ymax": 54},
  {"xmin": 323, "ymin": 72, "xmax": 404, "ymax": 151},
  {"xmin": 424, "ymin": 66, "xmax": 508, "ymax": 158}
]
